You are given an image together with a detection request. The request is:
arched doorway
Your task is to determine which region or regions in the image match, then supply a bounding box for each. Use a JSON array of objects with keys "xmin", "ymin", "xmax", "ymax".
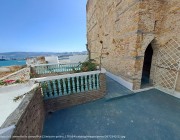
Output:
[{"xmin": 141, "ymin": 43, "xmax": 153, "ymax": 88}]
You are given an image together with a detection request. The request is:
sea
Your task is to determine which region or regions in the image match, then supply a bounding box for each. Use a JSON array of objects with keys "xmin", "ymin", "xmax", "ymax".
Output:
[{"xmin": 0, "ymin": 60, "xmax": 26, "ymax": 67}]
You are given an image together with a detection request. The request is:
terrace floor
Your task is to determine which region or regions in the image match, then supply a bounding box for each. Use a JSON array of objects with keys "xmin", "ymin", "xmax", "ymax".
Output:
[{"xmin": 42, "ymin": 76, "xmax": 180, "ymax": 140}]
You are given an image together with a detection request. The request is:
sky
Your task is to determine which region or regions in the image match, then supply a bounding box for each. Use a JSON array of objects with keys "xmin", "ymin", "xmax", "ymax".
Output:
[{"xmin": 0, "ymin": 0, "xmax": 87, "ymax": 52}]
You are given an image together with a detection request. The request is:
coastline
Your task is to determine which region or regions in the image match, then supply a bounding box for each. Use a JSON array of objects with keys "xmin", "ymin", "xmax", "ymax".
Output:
[{"xmin": 0, "ymin": 60, "xmax": 26, "ymax": 67}]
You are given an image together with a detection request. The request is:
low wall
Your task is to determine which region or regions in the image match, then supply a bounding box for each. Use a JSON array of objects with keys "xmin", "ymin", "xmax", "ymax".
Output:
[
  {"xmin": 0, "ymin": 66, "xmax": 24, "ymax": 73},
  {"xmin": 0, "ymin": 87, "xmax": 45, "ymax": 140},
  {"xmin": 12, "ymin": 88, "xmax": 45, "ymax": 139},
  {"xmin": 0, "ymin": 82, "xmax": 39, "ymax": 127},
  {"xmin": 0, "ymin": 67, "xmax": 30, "ymax": 81},
  {"xmin": 44, "ymin": 73, "xmax": 106, "ymax": 113}
]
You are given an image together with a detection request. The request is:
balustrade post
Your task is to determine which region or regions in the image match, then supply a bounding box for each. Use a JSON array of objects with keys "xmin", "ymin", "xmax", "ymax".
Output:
[
  {"xmin": 67, "ymin": 78, "xmax": 71, "ymax": 94},
  {"xmin": 47, "ymin": 81, "xmax": 53, "ymax": 98},
  {"xmin": 62, "ymin": 79, "xmax": 67, "ymax": 95},
  {"xmin": 96, "ymin": 74, "xmax": 100, "ymax": 89},
  {"xmin": 92, "ymin": 74, "xmax": 96, "ymax": 90},
  {"xmin": 72, "ymin": 77, "xmax": 76, "ymax": 93},
  {"xmin": 81, "ymin": 76, "xmax": 84, "ymax": 92},
  {"xmin": 89, "ymin": 75, "xmax": 92, "ymax": 90},
  {"xmin": 41, "ymin": 82, "xmax": 48, "ymax": 99},
  {"xmin": 57, "ymin": 79, "xmax": 62, "ymax": 96},
  {"xmin": 85, "ymin": 75, "xmax": 88, "ymax": 91},
  {"xmin": 76, "ymin": 76, "xmax": 80, "ymax": 93},
  {"xmin": 52, "ymin": 80, "xmax": 58, "ymax": 97}
]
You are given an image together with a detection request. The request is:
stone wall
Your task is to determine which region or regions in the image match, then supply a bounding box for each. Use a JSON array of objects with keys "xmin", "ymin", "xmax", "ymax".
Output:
[
  {"xmin": 87, "ymin": 0, "xmax": 144, "ymax": 88},
  {"xmin": 135, "ymin": 0, "xmax": 180, "ymax": 90},
  {"xmin": 44, "ymin": 73, "xmax": 106, "ymax": 113},
  {"xmin": 0, "ymin": 65, "xmax": 26, "ymax": 79},
  {"xmin": 0, "ymin": 67, "xmax": 30, "ymax": 81},
  {"xmin": 7, "ymin": 88, "xmax": 45, "ymax": 140},
  {"xmin": 87, "ymin": 0, "xmax": 180, "ymax": 92}
]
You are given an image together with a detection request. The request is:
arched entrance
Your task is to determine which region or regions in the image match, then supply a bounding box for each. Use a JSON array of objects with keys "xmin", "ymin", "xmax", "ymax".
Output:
[{"xmin": 141, "ymin": 43, "xmax": 153, "ymax": 88}]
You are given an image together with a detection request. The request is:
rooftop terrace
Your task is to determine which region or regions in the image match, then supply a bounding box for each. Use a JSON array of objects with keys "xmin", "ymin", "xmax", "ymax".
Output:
[
  {"xmin": 0, "ymin": 63, "xmax": 180, "ymax": 140},
  {"xmin": 42, "ymin": 76, "xmax": 180, "ymax": 140}
]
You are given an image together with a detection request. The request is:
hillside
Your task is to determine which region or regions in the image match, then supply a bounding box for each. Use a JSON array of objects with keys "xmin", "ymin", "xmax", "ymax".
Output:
[{"xmin": 0, "ymin": 51, "xmax": 87, "ymax": 59}]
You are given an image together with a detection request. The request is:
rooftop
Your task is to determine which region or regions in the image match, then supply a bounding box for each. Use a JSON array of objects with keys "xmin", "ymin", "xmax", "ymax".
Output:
[{"xmin": 42, "ymin": 76, "xmax": 180, "ymax": 139}]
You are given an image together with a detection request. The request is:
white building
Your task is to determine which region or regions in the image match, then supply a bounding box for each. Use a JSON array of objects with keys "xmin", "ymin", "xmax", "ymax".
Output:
[
  {"xmin": 69, "ymin": 55, "xmax": 88, "ymax": 63},
  {"xmin": 26, "ymin": 56, "xmax": 46, "ymax": 66},
  {"xmin": 59, "ymin": 55, "xmax": 88, "ymax": 64},
  {"xmin": 45, "ymin": 56, "xmax": 59, "ymax": 64}
]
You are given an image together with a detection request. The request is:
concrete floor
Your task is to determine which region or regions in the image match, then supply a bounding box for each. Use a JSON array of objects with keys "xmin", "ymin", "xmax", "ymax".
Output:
[{"xmin": 42, "ymin": 76, "xmax": 180, "ymax": 140}]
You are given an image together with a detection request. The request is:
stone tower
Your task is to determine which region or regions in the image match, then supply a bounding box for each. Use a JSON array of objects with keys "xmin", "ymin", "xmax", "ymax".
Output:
[{"xmin": 86, "ymin": 0, "xmax": 180, "ymax": 96}]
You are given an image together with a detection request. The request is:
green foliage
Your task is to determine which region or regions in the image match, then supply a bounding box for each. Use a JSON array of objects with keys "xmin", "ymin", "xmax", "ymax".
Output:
[
  {"xmin": 80, "ymin": 61, "xmax": 97, "ymax": 72},
  {"xmin": 41, "ymin": 82, "xmax": 48, "ymax": 89},
  {"xmin": 72, "ymin": 61, "xmax": 97, "ymax": 73},
  {"xmin": 30, "ymin": 72, "xmax": 36, "ymax": 78},
  {"xmin": 13, "ymin": 93, "xmax": 26, "ymax": 102},
  {"xmin": 72, "ymin": 68, "xmax": 81, "ymax": 73},
  {"xmin": 15, "ymin": 79, "xmax": 21, "ymax": 83},
  {"xmin": 0, "ymin": 80, "xmax": 4, "ymax": 85},
  {"xmin": 30, "ymin": 67, "xmax": 37, "ymax": 78}
]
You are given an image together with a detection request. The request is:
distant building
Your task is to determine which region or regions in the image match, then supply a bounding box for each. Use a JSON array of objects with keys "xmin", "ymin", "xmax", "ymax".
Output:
[
  {"xmin": 69, "ymin": 55, "xmax": 88, "ymax": 63},
  {"xmin": 59, "ymin": 55, "xmax": 88, "ymax": 64},
  {"xmin": 45, "ymin": 56, "xmax": 59, "ymax": 64},
  {"xmin": 26, "ymin": 56, "xmax": 46, "ymax": 66}
]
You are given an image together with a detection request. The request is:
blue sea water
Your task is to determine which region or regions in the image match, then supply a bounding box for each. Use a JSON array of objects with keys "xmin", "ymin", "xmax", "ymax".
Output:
[{"xmin": 0, "ymin": 60, "xmax": 26, "ymax": 67}]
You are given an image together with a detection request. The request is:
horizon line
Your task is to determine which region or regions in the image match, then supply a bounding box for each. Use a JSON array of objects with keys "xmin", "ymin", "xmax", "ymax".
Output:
[{"xmin": 0, "ymin": 51, "xmax": 87, "ymax": 53}]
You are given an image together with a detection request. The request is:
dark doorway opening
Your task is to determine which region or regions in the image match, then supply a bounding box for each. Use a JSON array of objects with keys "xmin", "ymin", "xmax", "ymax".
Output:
[{"xmin": 141, "ymin": 43, "xmax": 153, "ymax": 88}]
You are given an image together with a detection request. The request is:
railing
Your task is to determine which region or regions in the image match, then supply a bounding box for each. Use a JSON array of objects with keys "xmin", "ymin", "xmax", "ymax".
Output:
[
  {"xmin": 32, "ymin": 63, "xmax": 81, "ymax": 75},
  {"xmin": 33, "ymin": 69, "xmax": 106, "ymax": 100}
]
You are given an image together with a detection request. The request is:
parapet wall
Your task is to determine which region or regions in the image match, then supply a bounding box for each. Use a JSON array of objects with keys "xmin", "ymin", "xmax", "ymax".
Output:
[
  {"xmin": 44, "ymin": 73, "xmax": 106, "ymax": 113},
  {"xmin": 0, "ymin": 67, "xmax": 30, "ymax": 81},
  {"xmin": 10, "ymin": 88, "xmax": 45, "ymax": 140}
]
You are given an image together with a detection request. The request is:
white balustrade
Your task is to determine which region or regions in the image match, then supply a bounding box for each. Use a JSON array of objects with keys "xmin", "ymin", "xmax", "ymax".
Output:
[{"xmin": 33, "ymin": 69, "xmax": 106, "ymax": 100}]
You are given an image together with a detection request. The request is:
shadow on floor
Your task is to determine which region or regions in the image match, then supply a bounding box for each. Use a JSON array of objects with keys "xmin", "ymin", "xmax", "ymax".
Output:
[{"xmin": 106, "ymin": 76, "xmax": 134, "ymax": 101}]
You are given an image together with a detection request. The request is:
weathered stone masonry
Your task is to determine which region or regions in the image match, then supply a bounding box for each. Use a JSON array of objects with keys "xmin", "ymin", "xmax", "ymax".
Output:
[{"xmin": 87, "ymin": 0, "xmax": 180, "ymax": 93}]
